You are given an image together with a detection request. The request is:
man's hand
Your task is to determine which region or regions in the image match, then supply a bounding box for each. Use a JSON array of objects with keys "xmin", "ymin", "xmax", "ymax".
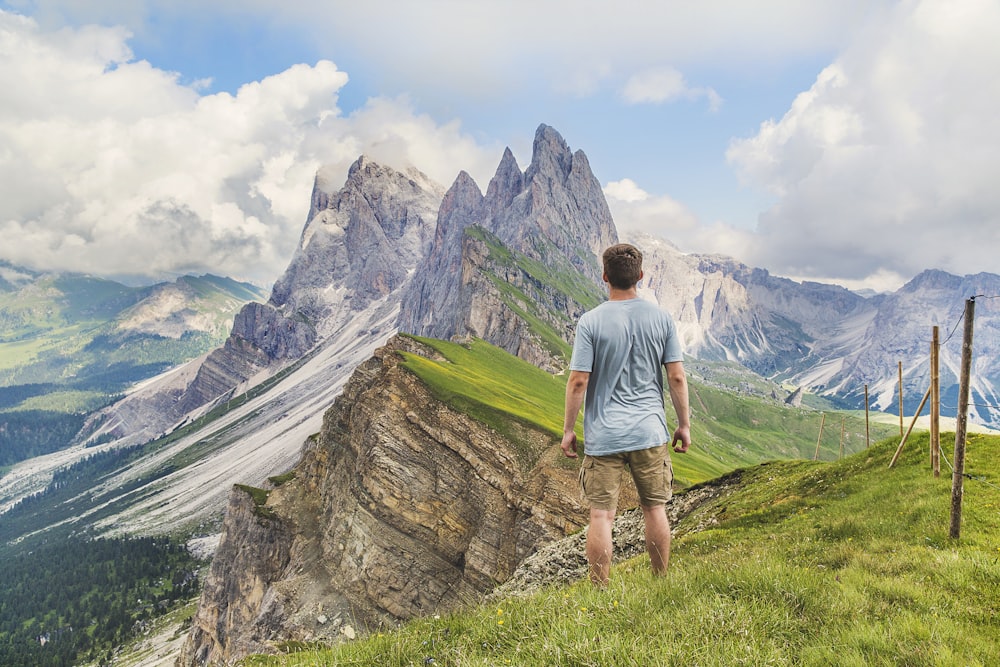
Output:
[
  {"xmin": 561, "ymin": 431, "xmax": 579, "ymax": 458},
  {"xmin": 562, "ymin": 370, "xmax": 589, "ymax": 460},
  {"xmin": 671, "ymin": 425, "xmax": 691, "ymax": 453}
]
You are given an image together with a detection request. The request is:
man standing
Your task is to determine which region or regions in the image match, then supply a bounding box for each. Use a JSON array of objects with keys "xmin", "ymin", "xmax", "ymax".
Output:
[{"xmin": 561, "ymin": 243, "xmax": 691, "ymax": 586}]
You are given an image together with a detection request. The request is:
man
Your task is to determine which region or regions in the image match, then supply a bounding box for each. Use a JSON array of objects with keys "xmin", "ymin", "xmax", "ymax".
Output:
[{"xmin": 561, "ymin": 243, "xmax": 691, "ymax": 587}]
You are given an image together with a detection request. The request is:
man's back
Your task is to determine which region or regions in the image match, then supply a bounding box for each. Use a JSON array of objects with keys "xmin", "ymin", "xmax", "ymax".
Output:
[{"xmin": 570, "ymin": 297, "xmax": 682, "ymax": 455}]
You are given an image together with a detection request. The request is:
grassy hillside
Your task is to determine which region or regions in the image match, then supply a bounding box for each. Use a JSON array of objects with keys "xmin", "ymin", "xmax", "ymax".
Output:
[
  {"xmin": 0, "ymin": 272, "xmax": 264, "ymax": 466},
  {"xmin": 398, "ymin": 335, "xmax": 899, "ymax": 486},
  {"xmin": 465, "ymin": 225, "xmax": 605, "ymax": 362},
  {"xmin": 244, "ymin": 431, "xmax": 1000, "ymax": 666}
]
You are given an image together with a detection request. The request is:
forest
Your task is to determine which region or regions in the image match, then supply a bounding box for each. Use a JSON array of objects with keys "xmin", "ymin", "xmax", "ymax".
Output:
[{"xmin": 0, "ymin": 536, "xmax": 200, "ymax": 667}]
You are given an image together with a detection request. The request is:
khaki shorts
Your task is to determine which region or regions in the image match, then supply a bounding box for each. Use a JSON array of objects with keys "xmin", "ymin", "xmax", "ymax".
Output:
[{"xmin": 579, "ymin": 444, "xmax": 673, "ymax": 511}]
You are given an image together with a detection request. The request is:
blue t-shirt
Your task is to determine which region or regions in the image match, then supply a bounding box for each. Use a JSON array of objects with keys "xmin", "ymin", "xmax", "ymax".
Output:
[{"xmin": 569, "ymin": 297, "xmax": 683, "ymax": 456}]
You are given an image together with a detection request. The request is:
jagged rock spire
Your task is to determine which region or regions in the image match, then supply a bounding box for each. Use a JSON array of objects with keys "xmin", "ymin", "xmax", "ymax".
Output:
[
  {"xmin": 270, "ymin": 156, "xmax": 443, "ymax": 332},
  {"xmin": 398, "ymin": 124, "xmax": 617, "ymax": 368}
]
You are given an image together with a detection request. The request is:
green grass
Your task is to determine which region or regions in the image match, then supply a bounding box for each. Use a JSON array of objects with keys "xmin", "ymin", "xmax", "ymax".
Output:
[
  {"xmin": 241, "ymin": 432, "xmax": 1000, "ymax": 666},
  {"xmin": 398, "ymin": 335, "xmax": 572, "ymax": 470},
  {"xmin": 398, "ymin": 335, "xmax": 899, "ymax": 486}
]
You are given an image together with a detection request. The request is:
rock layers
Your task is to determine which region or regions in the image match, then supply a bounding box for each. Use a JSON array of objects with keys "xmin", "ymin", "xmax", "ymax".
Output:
[{"xmin": 178, "ymin": 335, "xmax": 591, "ymax": 665}]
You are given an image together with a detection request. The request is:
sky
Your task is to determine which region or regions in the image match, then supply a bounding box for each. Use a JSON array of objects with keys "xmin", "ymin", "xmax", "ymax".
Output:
[{"xmin": 0, "ymin": 0, "xmax": 997, "ymax": 293}]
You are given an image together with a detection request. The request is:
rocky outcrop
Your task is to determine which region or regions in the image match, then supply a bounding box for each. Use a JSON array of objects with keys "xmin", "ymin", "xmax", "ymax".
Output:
[
  {"xmin": 270, "ymin": 156, "xmax": 443, "ymax": 333},
  {"xmin": 86, "ymin": 157, "xmax": 444, "ymax": 447},
  {"xmin": 178, "ymin": 335, "xmax": 614, "ymax": 666},
  {"xmin": 179, "ymin": 486, "xmax": 295, "ymax": 665},
  {"xmin": 398, "ymin": 124, "xmax": 615, "ymax": 370}
]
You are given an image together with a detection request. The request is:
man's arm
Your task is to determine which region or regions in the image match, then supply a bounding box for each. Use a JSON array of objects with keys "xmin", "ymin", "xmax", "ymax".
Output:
[
  {"xmin": 561, "ymin": 370, "xmax": 590, "ymax": 458},
  {"xmin": 665, "ymin": 361, "xmax": 691, "ymax": 453}
]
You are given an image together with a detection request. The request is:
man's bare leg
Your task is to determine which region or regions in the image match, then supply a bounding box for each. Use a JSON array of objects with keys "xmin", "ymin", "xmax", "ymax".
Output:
[
  {"xmin": 641, "ymin": 503, "xmax": 672, "ymax": 574},
  {"xmin": 586, "ymin": 508, "xmax": 615, "ymax": 586}
]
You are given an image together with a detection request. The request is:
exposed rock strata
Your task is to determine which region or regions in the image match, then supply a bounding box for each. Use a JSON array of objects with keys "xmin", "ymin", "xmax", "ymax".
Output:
[{"xmin": 178, "ymin": 335, "xmax": 625, "ymax": 666}]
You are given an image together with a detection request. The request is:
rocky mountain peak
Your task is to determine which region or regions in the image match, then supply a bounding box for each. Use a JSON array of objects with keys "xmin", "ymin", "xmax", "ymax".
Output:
[
  {"xmin": 524, "ymin": 123, "xmax": 573, "ymax": 184},
  {"xmin": 398, "ymin": 124, "xmax": 615, "ymax": 368},
  {"xmin": 484, "ymin": 147, "xmax": 523, "ymax": 216},
  {"xmin": 269, "ymin": 158, "xmax": 443, "ymax": 328},
  {"xmin": 492, "ymin": 124, "xmax": 617, "ymax": 285},
  {"xmin": 899, "ymin": 268, "xmax": 963, "ymax": 293}
]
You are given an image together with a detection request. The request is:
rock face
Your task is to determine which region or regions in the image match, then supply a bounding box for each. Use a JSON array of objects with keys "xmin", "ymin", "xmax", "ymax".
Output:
[
  {"xmin": 179, "ymin": 486, "xmax": 295, "ymax": 666},
  {"xmin": 178, "ymin": 335, "xmax": 598, "ymax": 666},
  {"xmin": 634, "ymin": 233, "xmax": 1000, "ymax": 424},
  {"xmin": 398, "ymin": 124, "xmax": 616, "ymax": 370},
  {"xmin": 86, "ymin": 157, "xmax": 444, "ymax": 447},
  {"xmin": 271, "ymin": 156, "xmax": 442, "ymax": 334}
]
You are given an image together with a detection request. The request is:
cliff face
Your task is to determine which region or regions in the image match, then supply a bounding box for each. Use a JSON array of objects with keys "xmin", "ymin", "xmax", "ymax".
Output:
[
  {"xmin": 398, "ymin": 124, "xmax": 614, "ymax": 370},
  {"xmin": 86, "ymin": 157, "xmax": 443, "ymax": 448},
  {"xmin": 178, "ymin": 335, "xmax": 602, "ymax": 666}
]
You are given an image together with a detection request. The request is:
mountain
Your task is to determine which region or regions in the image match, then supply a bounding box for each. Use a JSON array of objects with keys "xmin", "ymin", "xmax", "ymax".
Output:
[
  {"xmin": 78, "ymin": 157, "xmax": 443, "ymax": 450},
  {"xmin": 0, "ymin": 269, "xmax": 265, "ymax": 469},
  {"xmin": 0, "ymin": 156, "xmax": 446, "ymax": 537},
  {"xmin": 631, "ymin": 235, "xmax": 1000, "ymax": 426},
  {"xmin": 398, "ymin": 124, "xmax": 614, "ymax": 370}
]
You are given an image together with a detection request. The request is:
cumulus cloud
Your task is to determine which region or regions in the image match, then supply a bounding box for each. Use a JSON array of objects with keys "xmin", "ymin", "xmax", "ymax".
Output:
[
  {"xmin": 605, "ymin": 178, "xmax": 754, "ymax": 260},
  {"xmin": 0, "ymin": 11, "xmax": 497, "ymax": 284},
  {"xmin": 11, "ymin": 0, "xmax": 885, "ymax": 101},
  {"xmin": 726, "ymin": 0, "xmax": 1000, "ymax": 286},
  {"xmin": 621, "ymin": 66, "xmax": 722, "ymax": 111}
]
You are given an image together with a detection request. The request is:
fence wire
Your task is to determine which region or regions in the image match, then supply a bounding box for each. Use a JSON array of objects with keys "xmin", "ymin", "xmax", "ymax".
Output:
[{"xmin": 938, "ymin": 442, "xmax": 1000, "ymax": 492}]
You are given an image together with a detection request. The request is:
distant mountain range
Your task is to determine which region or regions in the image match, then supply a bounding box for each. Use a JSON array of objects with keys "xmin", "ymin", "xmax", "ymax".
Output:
[
  {"xmin": 634, "ymin": 238, "xmax": 1000, "ymax": 423},
  {"xmin": 0, "ymin": 268, "xmax": 265, "ymax": 468}
]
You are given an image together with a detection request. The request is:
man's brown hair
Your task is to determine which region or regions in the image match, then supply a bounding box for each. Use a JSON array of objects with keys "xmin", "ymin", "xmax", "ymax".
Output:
[{"xmin": 602, "ymin": 243, "xmax": 643, "ymax": 289}]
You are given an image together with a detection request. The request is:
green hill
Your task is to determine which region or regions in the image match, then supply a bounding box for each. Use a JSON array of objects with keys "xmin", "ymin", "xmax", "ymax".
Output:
[
  {"xmin": 0, "ymin": 270, "xmax": 265, "ymax": 467},
  {"xmin": 398, "ymin": 334, "xmax": 899, "ymax": 487},
  {"xmin": 243, "ymin": 431, "xmax": 1000, "ymax": 666},
  {"xmin": 1, "ymin": 334, "xmax": 941, "ymax": 666}
]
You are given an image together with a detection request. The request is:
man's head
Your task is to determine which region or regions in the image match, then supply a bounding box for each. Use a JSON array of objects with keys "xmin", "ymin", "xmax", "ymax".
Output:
[{"xmin": 602, "ymin": 243, "xmax": 643, "ymax": 289}]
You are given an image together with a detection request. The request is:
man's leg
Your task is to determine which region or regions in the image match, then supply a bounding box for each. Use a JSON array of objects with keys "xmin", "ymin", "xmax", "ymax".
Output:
[
  {"xmin": 586, "ymin": 508, "xmax": 616, "ymax": 586},
  {"xmin": 641, "ymin": 503, "xmax": 672, "ymax": 574}
]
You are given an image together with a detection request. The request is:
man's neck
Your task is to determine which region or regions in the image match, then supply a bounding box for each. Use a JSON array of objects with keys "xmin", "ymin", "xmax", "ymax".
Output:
[{"xmin": 608, "ymin": 285, "xmax": 639, "ymax": 301}]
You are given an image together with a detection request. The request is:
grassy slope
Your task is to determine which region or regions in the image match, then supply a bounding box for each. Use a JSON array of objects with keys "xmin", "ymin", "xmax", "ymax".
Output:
[
  {"xmin": 398, "ymin": 335, "xmax": 899, "ymax": 486},
  {"xmin": 245, "ymin": 431, "xmax": 1000, "ymax": 667},
  {"xmin": 0, "ymin": 273, "xmax": 264, "ymax": 390},
  {"xmin": 240, "ymin": 336, "xmax": 997, "ymax": 666}
]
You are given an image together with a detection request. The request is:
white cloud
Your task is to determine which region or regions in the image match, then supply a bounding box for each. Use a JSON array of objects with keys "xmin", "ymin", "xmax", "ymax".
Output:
[
  {"xmin": 726, "ymin": 0, "xmax": 1000, "ymax": 284},
  {"xmin": 621, "ymin": 66, "xmax": 722, "ymax": 111},
  {"xmin": 14, "ymin": 1, "xmax": 886, "ymax": 100},
  {"xmin": 0, "ymin": 11, "xmax": 497, "ymax": 284},
  {"xmin": 604, "ymin": 178, "xmax": 649, "ymax": 203},
  {"xmin": 605, "ymin": 178, "xmax": 755, "ymax": 260}
]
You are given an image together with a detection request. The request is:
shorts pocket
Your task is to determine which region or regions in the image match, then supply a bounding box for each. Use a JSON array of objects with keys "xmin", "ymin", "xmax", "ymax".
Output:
[
  {"xmin": 579, "ymin": 456, "xmax": 596, "ymax": 501},
  {"xmin": 663, "ymin": 458, "xmax": 674, "ymax": 499}
]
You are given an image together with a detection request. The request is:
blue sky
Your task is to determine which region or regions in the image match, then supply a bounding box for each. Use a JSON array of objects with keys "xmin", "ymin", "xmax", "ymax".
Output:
[{"xmin": 1, "ymin": 0, "xmax": 997, "ymax": 292}]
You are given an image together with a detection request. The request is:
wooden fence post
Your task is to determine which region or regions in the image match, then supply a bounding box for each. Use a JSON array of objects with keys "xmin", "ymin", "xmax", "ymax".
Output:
[
  {"xmin": 950, "ymin": 297, "xmax": 976, "ymax": 539},
  {"xmin": 814, "ymin": 413, "xmax": 826, "ymax": 461},
  {"xmin": 864, "ymin": 383, "xmax": 870, "ymax": 449},
  {"xmin": 931, "ymin": 325, "xmax": 940, "ymax": 477}
]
